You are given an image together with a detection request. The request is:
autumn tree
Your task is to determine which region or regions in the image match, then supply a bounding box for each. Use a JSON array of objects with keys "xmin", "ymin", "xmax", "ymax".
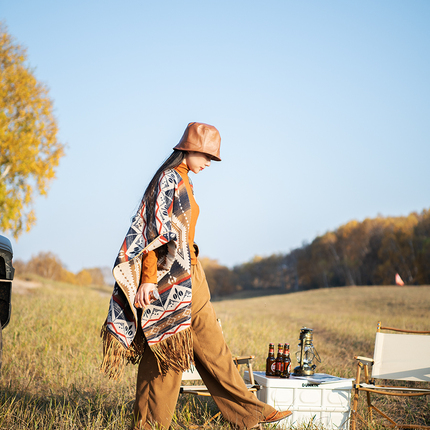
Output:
[
  {"xmin": 200, "ymin": 257, "xmax": 237, "ymax": 297},
  {"xmin": 76, "ymin": 269, "xmax": 93, "ymax": 286},
  {"xmin": 376, "ymin": 214, "xmax": 420, "ymax": 284},
  {"xmin": 85, "ymin": 267, "xmax": 105, "ymax": 285},
  {"xmin": 414, "ymin": 209, "xmax": 430, "ymax": 284},
  {"xmin": 234, "ymin": 254, "xmax": 289, "ymax": 290},
  {"xmin": 25, "ymin": 251, "xmax": 73, "ymax": 281},
  {"xmin": 0, "ymin": 22, "xmax": 64, "ymax": 237}
]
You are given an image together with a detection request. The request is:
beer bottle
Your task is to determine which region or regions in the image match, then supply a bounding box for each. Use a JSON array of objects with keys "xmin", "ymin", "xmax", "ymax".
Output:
[
  {"xmin": 281, "ymin": 343, "xmax": 291, "ymax": 378},
  {"xmin": 265, "ymin": 343, "xmax": 276, "ymax": 376},
  {"xmin": 275, "ymin": 343, "xmax": 284, "ymax": 376}
]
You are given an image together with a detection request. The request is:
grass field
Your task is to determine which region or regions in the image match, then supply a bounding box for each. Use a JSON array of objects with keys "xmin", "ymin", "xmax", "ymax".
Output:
[{"xmin": 0, "ymin": 278, "xmax": 429, "ymax": 429}]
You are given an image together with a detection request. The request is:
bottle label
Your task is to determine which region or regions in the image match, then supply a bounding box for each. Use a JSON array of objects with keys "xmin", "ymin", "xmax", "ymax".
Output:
[
  {"xmin": 281, "ymin": 360, "xmax": 291, "ymax": 376},
  {"xmin": 271, "ymin": 362, "xmax": 276, "ymax": 372}
]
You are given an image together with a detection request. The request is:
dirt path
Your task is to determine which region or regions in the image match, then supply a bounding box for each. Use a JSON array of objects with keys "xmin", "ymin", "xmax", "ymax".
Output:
[{"xmin": 12, "ymin": 278, "xmax": 43, "ymax": 294}]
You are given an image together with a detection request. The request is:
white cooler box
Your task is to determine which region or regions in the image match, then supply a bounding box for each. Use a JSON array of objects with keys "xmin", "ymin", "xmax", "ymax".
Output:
[{"xmin": 245, "ymin": 371, "xmax": 354, "ymax": 429}]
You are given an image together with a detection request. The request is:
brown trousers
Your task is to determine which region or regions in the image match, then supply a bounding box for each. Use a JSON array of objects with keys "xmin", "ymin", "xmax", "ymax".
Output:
[{"xmin": 132, "ymin": 261, "xmax": 275, "ymax": 429}]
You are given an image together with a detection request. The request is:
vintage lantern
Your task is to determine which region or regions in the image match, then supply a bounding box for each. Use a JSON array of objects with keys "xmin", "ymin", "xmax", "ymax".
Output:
[{"xmin": 292, "ymin": 327, "xmax": 321, "ymax": 376}]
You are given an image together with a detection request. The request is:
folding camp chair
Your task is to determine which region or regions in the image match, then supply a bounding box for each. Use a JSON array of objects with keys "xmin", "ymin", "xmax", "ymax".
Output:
[{"xmin": 351, "ymin": 321, "xmax": 430, "ymax": 430}]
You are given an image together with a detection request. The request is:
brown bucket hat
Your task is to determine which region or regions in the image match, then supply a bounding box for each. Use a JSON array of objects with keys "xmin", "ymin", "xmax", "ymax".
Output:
[{"xmin": 173, "ymin": 122, "xmax": 221, "ymax": 161}]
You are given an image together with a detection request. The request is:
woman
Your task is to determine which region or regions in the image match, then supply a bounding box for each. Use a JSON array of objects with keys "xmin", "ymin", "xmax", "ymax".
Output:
[{"xmin": 101, "ymin": 122, "xmax": 291, "ymax": 429}]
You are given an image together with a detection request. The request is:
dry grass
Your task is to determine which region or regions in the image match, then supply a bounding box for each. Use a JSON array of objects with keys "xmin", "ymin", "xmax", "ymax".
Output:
[{"xmin": 0, "ymin": 279, "xmax": 429, "ymax": 429}]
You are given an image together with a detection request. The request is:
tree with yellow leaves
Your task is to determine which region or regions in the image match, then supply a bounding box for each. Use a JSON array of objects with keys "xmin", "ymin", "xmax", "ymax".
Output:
[{"xmin": 0, "ymin": 22, "xmax": 65, "ymax": 237}]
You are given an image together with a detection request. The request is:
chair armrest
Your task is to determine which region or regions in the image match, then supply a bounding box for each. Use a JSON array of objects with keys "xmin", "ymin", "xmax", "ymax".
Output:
[
  {"xmin": 354, "ymin": 356, "xmax": 374, "ymax": 366},
  {"xmin": 233, "ymin": 355, "xmax": 255, "ymax": 365}
]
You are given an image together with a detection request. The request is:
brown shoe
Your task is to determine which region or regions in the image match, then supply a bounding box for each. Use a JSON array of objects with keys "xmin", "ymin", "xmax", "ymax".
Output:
[{"xmin": 260, "ymin": 410, "xmax": 292, "ymax": 424}]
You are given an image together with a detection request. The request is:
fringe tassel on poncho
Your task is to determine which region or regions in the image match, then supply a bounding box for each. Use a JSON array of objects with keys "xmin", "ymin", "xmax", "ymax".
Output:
[{"xmin": 101, "ymin": 324, "xmax": 194, "ymax": 379}]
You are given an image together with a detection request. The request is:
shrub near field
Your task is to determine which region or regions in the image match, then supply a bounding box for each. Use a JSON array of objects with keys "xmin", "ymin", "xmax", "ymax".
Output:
[{"xmin": 0, "ymin": 279, "xmax": 429, "ymax": 429}]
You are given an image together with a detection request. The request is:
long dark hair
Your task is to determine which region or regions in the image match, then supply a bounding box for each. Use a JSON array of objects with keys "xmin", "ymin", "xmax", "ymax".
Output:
[{"xmin": 143, "ymin": 149, "xmax": 186, "ymax": 241}]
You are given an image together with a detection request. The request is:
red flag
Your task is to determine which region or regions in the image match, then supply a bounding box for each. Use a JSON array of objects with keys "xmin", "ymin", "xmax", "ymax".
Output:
[{"xmin": 395, "ymin": 273, "xmax": 404, "ymax": 286}]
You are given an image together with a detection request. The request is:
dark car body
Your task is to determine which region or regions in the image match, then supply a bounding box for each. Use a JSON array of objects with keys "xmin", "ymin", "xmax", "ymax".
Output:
[{"xmin": 0, "ymin": 234, "xmax": 14, "ymax": 329}]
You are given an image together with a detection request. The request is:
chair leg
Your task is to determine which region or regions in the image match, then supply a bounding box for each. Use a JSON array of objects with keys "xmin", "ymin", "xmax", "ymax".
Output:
[
  {"xmin": 366, "ymin": 391, "xmax": 373, "ymax": 424},
  {"xmin": 247, "ymin": 361, "xmax": 259, "ymax": 399},
  {"xmin": 247, "ymin": 362, "xmax": 255, "ymax": 385},
  {"xmin": 351, "ymin": 363, "xmax": 362, "ymax": 430},
  {"xmin": 364, "ymin": 365, "xmax": 373, "ymax": 424}
]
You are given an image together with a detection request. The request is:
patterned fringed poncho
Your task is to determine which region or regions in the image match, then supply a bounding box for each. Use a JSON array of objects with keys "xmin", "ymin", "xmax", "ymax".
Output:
[{"xmin": 101, "ymin": 169, "xmax": 194, "ymax": 379}]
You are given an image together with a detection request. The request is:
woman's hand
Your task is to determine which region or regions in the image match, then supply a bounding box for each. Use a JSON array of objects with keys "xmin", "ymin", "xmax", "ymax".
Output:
[{"xmin": 134, "ymin": 283, "xmax": 157, "ymax": 308}]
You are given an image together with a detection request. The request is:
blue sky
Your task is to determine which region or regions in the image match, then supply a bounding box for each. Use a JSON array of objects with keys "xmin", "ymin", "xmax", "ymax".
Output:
[{"xmin": 2, "ymin": 0, "xmax": 430, "ymax": 273}]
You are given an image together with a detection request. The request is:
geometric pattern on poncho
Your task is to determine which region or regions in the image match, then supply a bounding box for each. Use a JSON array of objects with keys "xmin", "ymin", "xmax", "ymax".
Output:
[{"xmin": 104, "ymin": 169, "xmax": 193, "ymax": 367}]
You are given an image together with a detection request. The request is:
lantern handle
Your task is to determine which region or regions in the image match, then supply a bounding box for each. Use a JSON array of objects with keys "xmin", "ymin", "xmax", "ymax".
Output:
[{"xmin": 314, "ymin": 346, "xmax": 321, "ymax": 363}]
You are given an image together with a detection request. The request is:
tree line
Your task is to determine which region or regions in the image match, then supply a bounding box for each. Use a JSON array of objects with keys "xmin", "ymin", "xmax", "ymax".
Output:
[
  {"xmin": 203, "ymin": 208, "xmax": 430, "ymax": 297},
  {"xmin": 14, "ymin": 252, "xmax": 105, "ymax": 286},
  {"xmin": 15, "ymin": 209, "xmax": 429, "ymax": 294}
]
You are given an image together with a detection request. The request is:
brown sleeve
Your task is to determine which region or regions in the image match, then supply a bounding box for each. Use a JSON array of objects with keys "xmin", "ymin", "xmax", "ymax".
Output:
[{"xmin": 140, "ymin": 250, "xmax": 158, "ymax": 284}]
